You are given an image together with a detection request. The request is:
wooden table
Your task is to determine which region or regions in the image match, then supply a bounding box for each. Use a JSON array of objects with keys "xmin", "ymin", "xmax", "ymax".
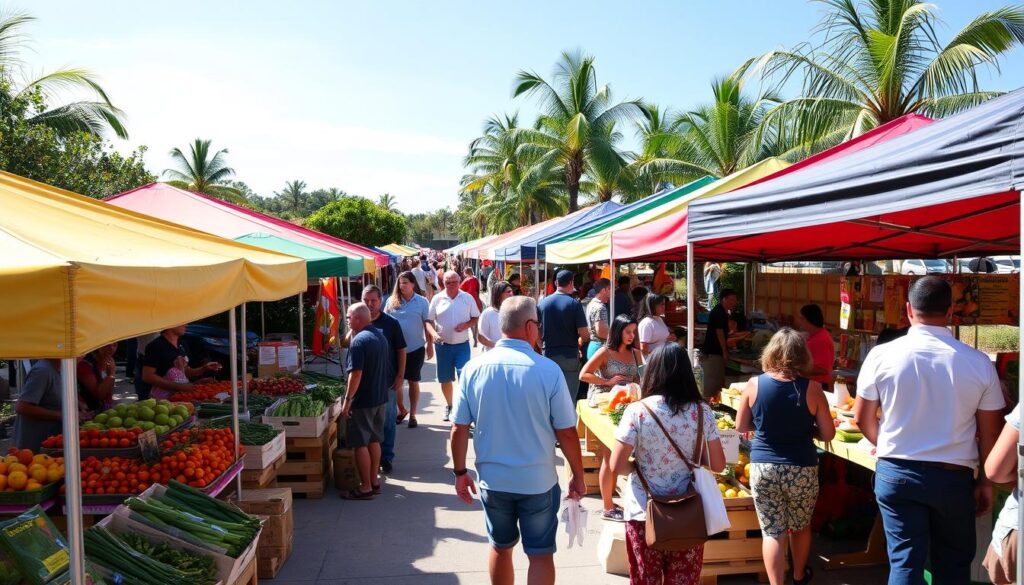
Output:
[{"xmin": 718, "ymin": 392, "xmax": 888, "ymax": 570}]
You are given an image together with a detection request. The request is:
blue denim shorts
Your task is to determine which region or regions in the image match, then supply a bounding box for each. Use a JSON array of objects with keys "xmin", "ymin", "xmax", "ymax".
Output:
[
  {"xmin": 436, "ymin": 341, "xmax": 471, "ymax": 383},
  {"xmin": 480, "ymin": 484, "xmax": 561, "ymax": 555}
]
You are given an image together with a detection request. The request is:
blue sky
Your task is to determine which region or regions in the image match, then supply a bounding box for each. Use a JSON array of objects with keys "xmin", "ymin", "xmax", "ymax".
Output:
[{"xmin": 15, "ymin": 0, "xmax": 1024, "ymax": 213}]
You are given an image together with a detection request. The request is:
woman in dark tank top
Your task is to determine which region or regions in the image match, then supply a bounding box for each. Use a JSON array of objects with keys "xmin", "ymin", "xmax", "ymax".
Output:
[{"xmin": 736, "ymin": 328, "xmax": 835, "ymax": 585}]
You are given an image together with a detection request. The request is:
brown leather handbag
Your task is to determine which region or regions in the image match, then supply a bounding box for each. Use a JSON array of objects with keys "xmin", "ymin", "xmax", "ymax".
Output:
[{"xmin": 633, "ymin": 401, "xmax": 708, "ymax": 551}]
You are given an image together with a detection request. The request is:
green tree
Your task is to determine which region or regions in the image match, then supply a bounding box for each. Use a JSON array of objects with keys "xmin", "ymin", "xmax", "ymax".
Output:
[
  {"xmin": 377, "ymin": 193, "xmax": 397, "ymax": 212},
  {"xmin": 307, "ymin": 196, "xmax": 407, "ymax": 247},
  {"xmin": 0, "ymin": 11, "xmax": 127, "ymax": 140},
  {"xmin": 737, "ymin": 0, "xmax": 1024, "ymax": 142},
  {"xmin": 513, "ymin": 50, "xmax": 643, "ymax": 212},
  {"xmin": 275, "ymin": 180, "xmax": 308, "ymax": 215},
  {"xmin": 163, "ymin": 139, "xmax": 245, "ymax": 203},
  {"xmin": 623, "ymin": 104, "xmax": 687, "ymax": 201}
]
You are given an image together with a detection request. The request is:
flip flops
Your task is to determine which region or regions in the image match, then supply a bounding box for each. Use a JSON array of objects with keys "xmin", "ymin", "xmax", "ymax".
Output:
[
  {"xmin": 396, "ymin": 411, "xmax": 409, "ymax": 425},
  {"xmin": 340, "ymin": 489, "xmax": 375, "ymax": 501}
]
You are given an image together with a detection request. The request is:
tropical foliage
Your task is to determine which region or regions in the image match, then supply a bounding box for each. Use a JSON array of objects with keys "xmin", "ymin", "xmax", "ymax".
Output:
[
  {"xmin": 163, "ymin": 139, "xmax": 246, "ymax": 203},
  {"xmin": 306, "ymin": 196, "xmax": 407, "ymax": 247},
  {"xmin": 736, "ymin": 0, "xmax": 1024, "ymax": 142}
]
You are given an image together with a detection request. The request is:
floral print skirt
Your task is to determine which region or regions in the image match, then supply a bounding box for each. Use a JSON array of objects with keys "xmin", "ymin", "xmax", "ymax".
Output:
[
  {"xmin": 625, "ymin": 520, "xmax": 704, "ymax": 585},
  {"xmin": 749, "ymin": 463, "xmax": 819, "ymax": 538}
]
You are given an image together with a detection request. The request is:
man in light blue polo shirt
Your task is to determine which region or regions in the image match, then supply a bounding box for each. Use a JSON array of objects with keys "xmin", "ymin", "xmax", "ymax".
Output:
[{"xmin": 450, "ymin": 295, "xmax": 586, "ymax": 585}]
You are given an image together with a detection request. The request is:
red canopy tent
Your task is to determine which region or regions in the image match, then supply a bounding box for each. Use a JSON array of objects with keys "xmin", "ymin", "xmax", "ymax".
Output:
[{"xmin": 610, "ymin": 114, "xmax": 934, "ymax": 263}]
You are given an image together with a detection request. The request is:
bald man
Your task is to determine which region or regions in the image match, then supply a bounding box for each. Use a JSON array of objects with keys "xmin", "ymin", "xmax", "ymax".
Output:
[{"xmin": 340, "ymin": 302, "xmax": 390, "ymax": 500}]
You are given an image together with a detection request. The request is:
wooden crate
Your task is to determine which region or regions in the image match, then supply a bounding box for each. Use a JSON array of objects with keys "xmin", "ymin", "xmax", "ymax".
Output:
[
  {"xmin": 276, "ymin": 421, "xmax": 337, "ymax": 499},
  {"xmin": 263, "ymin": 407, "xmax": 329, "ymax": 438},
  {"xmin": 257, "ymin": 541, "xmax": 292, "ymax": 580},
  {"xmin": 242, "ymin": 431, "xmax": 286, "ymax": 470},
  {"xmin": 229, "ymin": 552, "xmax": 258, "ymax": 585},
  {"xmin": 700, "ymin": 501, "xmax": 767, "ymax": 585},
  {"xmin": 242, "ymin": 452, "xmax": 285, "ymax": 489}
]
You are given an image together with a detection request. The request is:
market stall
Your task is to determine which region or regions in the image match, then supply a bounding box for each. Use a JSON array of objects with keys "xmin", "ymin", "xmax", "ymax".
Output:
[
  {"xmin": 381, "ymin": 243, "xmax": 419, "ymax": 257},
  {"xmin": 0, "ymin": 170, "xmax": 307, "ymax": 583}
]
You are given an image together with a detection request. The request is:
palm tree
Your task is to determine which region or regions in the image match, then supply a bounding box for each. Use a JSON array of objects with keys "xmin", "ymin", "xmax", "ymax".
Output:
[
  {"xmin": 377, "ymin": 193, "xmax": 397, "ymax": 212},
  {"xmin": 513, "ymin": 50, "xmax": 643, "ymax": 212},
  {"xmin": 0, "ymin": 11, "xmax": 127, "ymax": 139},
  {"xmin": 460, "ymin": 113, "xmax": 566, "ymax": 230},
  {"xmin": 163, "ymin": 139, "xmax": 245, "ymax": 203},
  {"xmin": 737, "ymin": 0, "xmax": 1024, "ymax": 143},
  {"xmin": 276, "ymin": 180, "xmax": 308, "ymax": 215}
]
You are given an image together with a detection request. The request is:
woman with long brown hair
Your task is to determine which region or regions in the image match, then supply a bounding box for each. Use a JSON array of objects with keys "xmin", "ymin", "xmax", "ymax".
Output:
[{"xmin": 384, "ymin": 271, "xmax": 433, "ymax": 428}]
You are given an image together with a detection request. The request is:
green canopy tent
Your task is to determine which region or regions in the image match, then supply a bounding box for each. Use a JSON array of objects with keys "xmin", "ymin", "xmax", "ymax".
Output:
[{"xmin": 235, "ymin": 232, "xmax": 363, "ymax": 277}]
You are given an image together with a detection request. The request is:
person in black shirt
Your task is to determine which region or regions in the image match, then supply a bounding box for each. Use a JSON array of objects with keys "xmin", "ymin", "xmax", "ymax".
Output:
[
  {"xmin": 701, "ymin": 288, "xmax": 737, "ymax": 399},
  {"xmin": 140, "ymin": 325, "xmax": 221, "ymax": 400}
]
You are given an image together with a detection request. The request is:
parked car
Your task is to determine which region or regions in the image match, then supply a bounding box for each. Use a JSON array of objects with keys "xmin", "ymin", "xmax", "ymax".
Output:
[
  {"xmin": 900, "ymin": 259, "xmax": 951, "ymax": 275},
  {"xmin": 183, "ymin": 323, "xmax": 260, "ymax": 376},
  {"xmin": 991, "ymin": 255, "xmax": 1020, "ymax": 274}
]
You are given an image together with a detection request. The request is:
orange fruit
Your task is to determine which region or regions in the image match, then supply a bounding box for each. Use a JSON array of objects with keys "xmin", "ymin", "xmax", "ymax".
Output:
[
  {"xmin": 3, "ymin": 456, "xmax": 18, "ymax": 466},
  {"xmin": 8, "ymin": 463, "xmax": 27, "ymax": 475},
  {"xmin": 0, "ymin": 462, "xmax": 8, "ymax": 475},
  {"xmin": 8, "ymin": 471, "xmax": 27, "ymax": 491},
  {"xmin": 29, "ymin": 465, "xmax": 47, "ymax": 483},
  {"xmin": 17, "ymin": 449, "xmax": 33, "ymax": 466},
  {"xmin": 0, "ymin": 475, "xmax": 7, "ymax": 490},
  {"xmin": 45, "ymin": 467, "xmax": 62, "ymax": 483},
  {"xmin": 25, "ymin": 480, "xmax": 42, "ymax": 491},
  {"xmin": 32, "ymin": 454, "xmax": 50, "ymax": 466}
]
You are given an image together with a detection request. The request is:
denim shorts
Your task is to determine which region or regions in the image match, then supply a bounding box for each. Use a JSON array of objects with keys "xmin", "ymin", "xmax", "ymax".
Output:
[
  {"xmin": 436, "ymin": 341, "xmax": 471, "ymax": 383},
  {"xmin": 480, "ymin": 484, "xmax": 561, "ymax": 555}
]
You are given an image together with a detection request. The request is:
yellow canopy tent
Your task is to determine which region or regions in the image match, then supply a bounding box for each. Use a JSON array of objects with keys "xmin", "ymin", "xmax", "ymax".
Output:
[
  {"xmin": 544, "ymin": 158, "xmax": 790, "ymax": 265},
  {"xmin": 381, "ymin": 243, "xmax": 419, "ymax": 256},
  {"xmin": 0, "ymin": 171, "xmax": 307, "ymax": 358},
  {"xmin": 0, "ymin": 171, "xmax": 306, "ymax": 583}
]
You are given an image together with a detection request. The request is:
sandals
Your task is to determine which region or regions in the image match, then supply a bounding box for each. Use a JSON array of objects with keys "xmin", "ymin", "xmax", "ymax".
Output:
[
  {"xmin": 340, "ymin": 489, "xmax": 375, "ymax": 501},
  {"xmin": 396, "ymin": 411, "xmax": 409, "ymax": 425},
  {"xmin": 408, "ymin": 417, "xmax": 418, "ymax": 429},
  {"xmin": 372, "ymin": 484, "xmax": 382, "ymax": 495},
  {"xmin": 793, "ymin": 567, "xmax": 813, "ymax": 585},
  {"xmin": 602, "ymin": 506, "xmax": 625, "ymax": 522}
]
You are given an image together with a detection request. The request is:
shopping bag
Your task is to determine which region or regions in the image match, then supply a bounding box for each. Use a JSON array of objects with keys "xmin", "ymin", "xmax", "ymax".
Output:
[
  {"xmin": 691, "ymin": 467, "xmax": 730, "ymax": 535},
  {"xmin": 559, "ymin": 497, "xmax": 588, "ymax": 548}
]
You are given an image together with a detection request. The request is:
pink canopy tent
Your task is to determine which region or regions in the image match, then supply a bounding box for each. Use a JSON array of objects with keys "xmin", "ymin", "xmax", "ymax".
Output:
[
  {"xmin": 610, "ymin": 114, "xmax": 934, "ymax": 262},
  {"xmin": 106, "ymin": 183, "xmax": 387, "ymax": 271}
]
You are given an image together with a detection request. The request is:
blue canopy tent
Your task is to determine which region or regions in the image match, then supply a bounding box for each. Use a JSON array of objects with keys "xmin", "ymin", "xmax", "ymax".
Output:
[{"xmin": 493, "ymin": 201, "xmax": 624, "ymax": 263}]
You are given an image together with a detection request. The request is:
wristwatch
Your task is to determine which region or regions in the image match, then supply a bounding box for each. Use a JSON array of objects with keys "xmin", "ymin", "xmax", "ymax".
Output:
[{"xmin": 452, "ymin": 468, "xmax": 469, "ymax": 477}]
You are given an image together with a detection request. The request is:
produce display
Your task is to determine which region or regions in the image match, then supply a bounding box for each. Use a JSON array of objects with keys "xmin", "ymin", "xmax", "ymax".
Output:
[
  {"xmin": 269, "ymin": 393, "xmax": 327, "ymax": 417},
  {"xmin": 125, "ymin": 480, "xmax": 260, "ymax": 557},
  {"xmin": 173, "ymin": 381, "xmax": 238, "ymax": 402},
  {"xmin": 86, "ymin": 526, "xmax": 212, "ymax": 585},
  {"xmin": 307, "ymin": 382, "xmax": 343, "ymax": 405},
  {"xmin": 78, "ymin": 456, "xmax": 150, "ymax": 496},
  {"xmin": 82, "ymin": 400, "xmax": 192, "ymax": 436},
  {"xmin": 717, "ymin": 452, "xmax": 752, "ymax": 498},
  {"xmin": 714, "ymin": 411, "xmax": 736, "ymax": 431},
  {"xmin": 156, "ymin": 427, "xmax": 240, "ymax": 489},
  {"xmin": 121, "ymin": 532, "xmax": 218, "ymax": 585},
  {"xmin": 0, "ymin": 449, "xmax": 64, "ymax": 492},
  {"xmin": 207, "ymin": 419, "xmax": 280, "ymax": 446},
  {"xmin": 249, "ymin": 376, "xmax": 304, "ymax": 396},
  {"xmin": 44, "ymin": 428, "xmax": 143, "ymax": 450},
  {"xmin": 0, "ymin": 505, "xmax": 68, "ymax": 585}
]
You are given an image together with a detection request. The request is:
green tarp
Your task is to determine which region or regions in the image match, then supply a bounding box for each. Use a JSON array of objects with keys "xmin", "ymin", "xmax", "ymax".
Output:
[{"xmin": 235, "ymin": 232, "xmax": 362, "ymax": 277}]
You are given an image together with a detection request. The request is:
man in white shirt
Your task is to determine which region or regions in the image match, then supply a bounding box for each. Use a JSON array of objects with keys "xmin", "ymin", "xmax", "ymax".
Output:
[
  {"xmin": 412, "ymin": 254, "xmax": 437, "ymax": 301},
  {"xmin": 855, "ymin": 276, "xmax": 1004, "ymax": 585},
  {"xmin": 427, "ymin": 271, "xmax": 480, "ymax": 421}
]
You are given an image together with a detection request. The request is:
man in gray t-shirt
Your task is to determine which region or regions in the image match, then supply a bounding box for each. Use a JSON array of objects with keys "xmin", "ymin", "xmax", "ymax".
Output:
[{"xmin": 13, "ymin": 360, "xmax": 63, "ymax": 450}]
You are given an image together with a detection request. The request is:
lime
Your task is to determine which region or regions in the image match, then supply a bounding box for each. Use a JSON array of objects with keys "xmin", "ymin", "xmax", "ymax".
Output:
[
  {"xmin": 154, "ymin": 405, "xmax": 170, "ymax": 416},
  {"xmin": 154, "ymin": 413, "xmax": 170, "ymax": 426},
  {"xmin": 138, "ymin": 406, "xmax": 155, "ymax": 421},
  {"xmin": 94, "ymin": 413, "xmax": 108, "ymax": 425},
  {"xmin": 171, "ymin": 405, "xmax": 190, "ymax": 419},
  {"xmin": 107, "ymin": 416, "xmax": 123, "ymax": 428},
  {"xmin": 123, "ymin": 417, "xmax": 137, "ymax": 428}
]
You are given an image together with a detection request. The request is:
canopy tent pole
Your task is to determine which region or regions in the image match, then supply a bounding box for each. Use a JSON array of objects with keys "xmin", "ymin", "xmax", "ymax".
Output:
[
  {"xmin": 229, "ymin": 308, "xmax": 242, "ymax": 496},
  {"xmin": 15, "ymin": 361, "xmax": 24, "ymax": 393},
  {"xmin": 336, "ymin": 276, "xmax": 345, "ymax": 374},
  {"xmin": 609, "ymin": 257, "xmax": 616, "ymax": 322},
  {"xmin": 1018, "ymin": 189, "xmax": 1023, "ymax": 585},
  {"xmin": 297, "ymin": 293, "xmax": 305, "ymax": 371},
  {"xmin": 260, "ymin": 302, "xmax": 265, "ymax": 338},
  {"xmin": 60, "ymin": 358, "xmax": 84, "ymax": 585},
  {"xmin": 687, "ymin": 243, "xmax": 695, "ymax": 363},
  {"xmin": 534, "ymin": 259, "xmax": 540, "ymax": 300},
  {"xmin": 241, "ymin": 304, "xmax": 248, "ymax": 412}
]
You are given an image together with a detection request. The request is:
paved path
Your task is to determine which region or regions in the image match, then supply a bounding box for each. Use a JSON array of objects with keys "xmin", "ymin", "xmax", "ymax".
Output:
[{"xmin": 276, "ymin": 349, "xmax": 886, "ymax": 584}]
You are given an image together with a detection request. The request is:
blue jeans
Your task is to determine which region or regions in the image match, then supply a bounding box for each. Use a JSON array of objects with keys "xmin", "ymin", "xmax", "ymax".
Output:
[
  {"xmin": 480, "ymin": 483, "xmax": 561, "ymax": 556},
  {"xmin": 874, "ymin": 458, "xmax": 976, "ymax": 585},
  {"xmin": 382, "ymin": 389, "xmax": 397, "ymax": 464}
]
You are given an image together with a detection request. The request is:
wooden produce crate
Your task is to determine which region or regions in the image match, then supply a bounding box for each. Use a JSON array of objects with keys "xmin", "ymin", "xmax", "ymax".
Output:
[
  {"xmin": 258, "ymin": 540, "xmax": 292, "ymax": 579},
  {"xmin": 242, "ymin": 431, "xmax": 286, "ymax": 470},
  {"xmin": 276, "ymin": 420, "xmax": 337, "ymax": 499},
  {"xmin": 263, "ymin": 406, "xmax": 329, "ymax": 439},
  {"xmin": 229, "ymin": 552, "xmax": 258, "ymax": 585},
  {"xmin": 566, "ymin": 444, "xmax": 602, "ymax": 496},
  {"xmin": 700, "ymin": 497, "xmax": 767, "ymax": 585},
  {"xmin": 241, "ymin": 452, "xmax": 285, "ymax": 489}
]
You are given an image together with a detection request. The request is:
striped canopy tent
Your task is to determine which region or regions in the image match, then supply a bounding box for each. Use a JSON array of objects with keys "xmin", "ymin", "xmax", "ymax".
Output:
[
  {"xmin": 544, "ymin": 158, "xmax": 791, "ymax": 265},
  {"xmin": 106, "ymin": 183, "xmax": 386, "ymax": 273},
  {"xmin": 235, "ymin": 232, "xmax": 363, "ymax": 277},
  {"xmin": 473, "ymin": 206, "xmax": 601, "ymax": 261},
  {"xmin": 381, "ymin": 243, "xmax": 419, "ymax": 256},
  {"xmin": 492, "ymin": 201, "xmax": 623, "ymax": 263}
]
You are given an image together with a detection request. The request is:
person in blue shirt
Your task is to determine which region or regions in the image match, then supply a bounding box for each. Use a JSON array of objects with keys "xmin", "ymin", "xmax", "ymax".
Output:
[
  {"xmin": 341, "ymin": 303, "xmax": 391, "ymax": 500},
  {"xmin": 451, "ymin": 295, "xmax": 586, "ymax": 584},
  {"xmin": 384, "ymin": 271, "xmax": 434, "ymax": 429},
  {"xmin": 537, "ymin": 270, "xmax": 590, "ymax": 398}
]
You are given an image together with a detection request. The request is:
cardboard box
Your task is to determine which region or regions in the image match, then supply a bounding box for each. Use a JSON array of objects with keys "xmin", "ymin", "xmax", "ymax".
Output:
[
  {"xmin": 263, "ymin": 405, "xmax": 329, "ymax": 438},
  {"xmin": 231, "ymin": 487, "xmax": 293, "ymax": 516},
  {"xmin": 257, "ymin": 341, "xmax": 300, "ymax": 378},
  {"xmin": 333, "ymin": 448, "xmax": 361, "ymax": 491},
  {"xmin": 242, "ymin": 431, "xmax": 287, "ymax": 470},
  {"xmin": 255, "ymin": 512, "xmax": 293, "ymax": 549}
]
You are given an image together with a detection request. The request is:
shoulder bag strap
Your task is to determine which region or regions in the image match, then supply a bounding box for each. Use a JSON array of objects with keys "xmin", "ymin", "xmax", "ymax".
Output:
[{"xmin": 640, "ymin": 402, "xmax": 697, "ymax": 471}]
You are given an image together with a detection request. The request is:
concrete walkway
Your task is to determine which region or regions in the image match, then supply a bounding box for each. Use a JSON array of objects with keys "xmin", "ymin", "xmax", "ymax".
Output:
[{"xmin": 275, "ymin": 349, "xmax": 886, "ymax": 585}]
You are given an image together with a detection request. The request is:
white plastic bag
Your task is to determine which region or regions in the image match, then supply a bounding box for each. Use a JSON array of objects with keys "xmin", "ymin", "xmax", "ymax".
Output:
[
  {"xmin": 558, "ymin": 497, "xmax": 589, "ymax": 548},
  {"xmin": 692, "ymin": 467, "xmax": 730, "ymax": 535}
]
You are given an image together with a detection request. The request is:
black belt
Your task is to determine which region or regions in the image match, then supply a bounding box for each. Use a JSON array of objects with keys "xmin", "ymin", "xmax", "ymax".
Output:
[{"xmin": 881, "ymin": 458, "xmax": 973, "ymax": 474}]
